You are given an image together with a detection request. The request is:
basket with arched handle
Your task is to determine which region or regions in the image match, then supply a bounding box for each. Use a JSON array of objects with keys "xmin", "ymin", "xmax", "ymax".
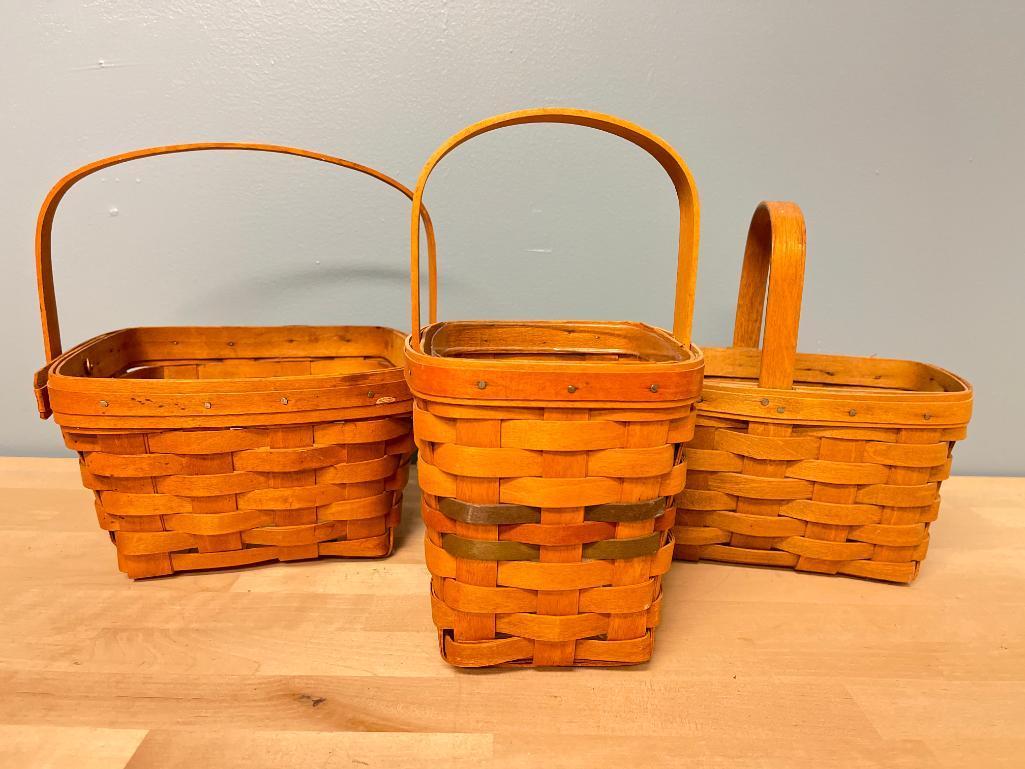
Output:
[
  {"xmin": 33, "ymin": 142, "xmax": 437, "ymax": 578},
  {"xmin": 673, "ymin": 201, "xmax": 972, "ymax": 583},
  {"xmin": 404, "ymin": 109, "xmax": 705, "ymax": 667}
]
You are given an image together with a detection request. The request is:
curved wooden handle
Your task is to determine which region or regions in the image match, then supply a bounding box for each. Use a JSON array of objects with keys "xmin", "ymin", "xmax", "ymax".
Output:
[
  {"xmin": 408, "ymin": 108, "xmax": 700, "ymax": 351},
  {"xmin": 732, "ymin": 201, "xmax": 807, "ymax": 389},
  {"xmin": 36, "ymin": 142, "xmax": 437, "ymax": 363}
]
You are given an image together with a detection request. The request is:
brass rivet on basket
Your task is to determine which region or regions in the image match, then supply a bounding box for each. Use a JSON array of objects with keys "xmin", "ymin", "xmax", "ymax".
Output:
[
  {"xmin": 776, "ymin": 406, "xmax": 785, "ymax": 414},
  {"xmin": 567, "ymin": 385, "xmax": 577, "ymax": 393},
  {"xmin": 227, "ymin": 341, "xmax": 235, "ymax": 347},
  {"xmin": 649, "ymin": 384, "xmax": 659, "ymax": 393},
  {"xmin": 281, "ymin": 397, "xmax": 289, "ymax": 405},
  {"xmin": 99, "ymin": 399, "xmax": 109, "ymax": 408},
  {"xmin": 367, "ymin": 391, "xmax": 375, "ymax": 398},
  {"xmin": 923, "ymin": 413, "xmax": 932, "ymax": 420},
  {"xmin": 477, "ymin": 381, "xmax": 487, "ymax": 390},
  {"xmin": 849, "ymin": 408, "xmax": 857, "ymax": 416},
  {"xmin": 760, "ymin": 398, "xmax": 770, "ymax": 406},
  {"xmin": 203, "ymin": 402, "xmax": 212, "ymax": 409}
]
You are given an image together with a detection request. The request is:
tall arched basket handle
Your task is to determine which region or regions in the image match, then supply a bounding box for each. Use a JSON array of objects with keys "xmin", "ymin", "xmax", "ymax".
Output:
[
  {"xmin": 408, "ymin": 108, "xmax": 700, "ymax": 351},
  {"xmin": 731, "ymin": 201, "xmax": 807, "ymax": 390},
  {"xmin": 36, "ymin": 142, "xmax": 438, "ymax": 365}
]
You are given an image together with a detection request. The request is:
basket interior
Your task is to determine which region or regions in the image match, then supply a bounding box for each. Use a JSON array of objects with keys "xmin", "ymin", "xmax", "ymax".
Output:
[
  {"xmin": 703, "ymin": 347, "xmax": 969, "ymax": 396},
  {"xmin": 421, "ymin": 320, "xmax": 693, "ymax": 364},
  {"xmin": 53, "ymin": 325, "xmax": 407, "ymax": 381}
]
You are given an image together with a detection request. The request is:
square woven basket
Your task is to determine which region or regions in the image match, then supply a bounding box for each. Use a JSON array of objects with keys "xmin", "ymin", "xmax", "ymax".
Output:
[
  {"xmin": 673, "ymin": 202, "xmax": 972, "ymax": 583},
  {"xmin": 405, "ymin": 109, "xmax": 705, "ymax": 667},
  {"xmin": 33, "ymin": 143, "xmax": 437, "ymax": 578}
]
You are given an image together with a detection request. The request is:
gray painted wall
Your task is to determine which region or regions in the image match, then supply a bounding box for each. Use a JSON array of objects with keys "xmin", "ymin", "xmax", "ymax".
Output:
[{"xmin": 2, "ymin": 1, "xmax": 1022, "ymax": 475}]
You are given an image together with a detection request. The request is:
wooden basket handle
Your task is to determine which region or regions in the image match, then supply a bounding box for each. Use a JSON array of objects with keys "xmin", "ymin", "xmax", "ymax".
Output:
[
  {"xmin": 731, "ymin": 201, "xmax": 807, "ymax": 389},
  {"xmin": 408, "ymin": 108, "xmax": 700, "ymax": 351},
  {"xmin": 36, "ymin": 142, "xmax": 437, "ymax": 364}
]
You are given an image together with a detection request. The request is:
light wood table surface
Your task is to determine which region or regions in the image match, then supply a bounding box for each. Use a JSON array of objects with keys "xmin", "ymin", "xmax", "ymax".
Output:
[{"xmin": 0, "ymin": 457, "xmax": 1022, "ymax": 769}]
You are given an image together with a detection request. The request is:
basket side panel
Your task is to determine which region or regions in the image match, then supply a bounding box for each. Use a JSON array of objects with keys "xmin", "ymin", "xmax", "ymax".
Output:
[
  {"xmin": 416, "ymin": 395, "xmax": 693, "ymax": 667},
  {"xmin": 61, "ymin": 409, "xmax": 412, "ymax": 578},
  {"xmin": 674, "ymin": 414, "xmax": 957, "ymax": 583}
]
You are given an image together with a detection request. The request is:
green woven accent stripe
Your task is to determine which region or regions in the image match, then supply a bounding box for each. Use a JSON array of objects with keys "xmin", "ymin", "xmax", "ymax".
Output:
[
  {"xmin": 437, "ymin": 497, "xmax": 667, "ymax": 525},
  {"xmin": 441, "ymin": 534, "xmax": 540, "ymax": 561},
  {"xmin": 439, "ymin": 498, "xmax": 539, "ymax": 525},
  {"xmin": 585, "ymin": 499, "xmax": 666, "ymax": 522},
  {"xmin": 441, "ymin": 532, "xmax": 662, "ymax": 562},
  {"xmin": 581, "ymin": 532, "xmax": 662, "ymax": 560}
]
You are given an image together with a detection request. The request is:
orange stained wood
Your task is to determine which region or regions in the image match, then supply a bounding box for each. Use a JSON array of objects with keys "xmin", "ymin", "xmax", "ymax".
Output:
[
  {"xmin": 408, "ymin": 107, "xmax": 700, "ymax": 346},
  {"xmin": 404, "ymin": 109, "xmax": 704, "ymax": 667},
  {"xmin": 33, "ymin": 143, "xmax": 433, "ymax": 578},
  {"xmin": 675, "ymin": 202, "xmax": 973, "ymax": 583}
]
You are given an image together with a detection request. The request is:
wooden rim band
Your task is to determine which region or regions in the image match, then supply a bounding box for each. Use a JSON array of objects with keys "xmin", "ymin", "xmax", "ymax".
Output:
[
  {"xmin": 440, "ymin": 532, "xmax": 662, "ymax": 562},
  {"xmin": 437, "ymin": 497, "xmax": 668, "ymax": 526}
]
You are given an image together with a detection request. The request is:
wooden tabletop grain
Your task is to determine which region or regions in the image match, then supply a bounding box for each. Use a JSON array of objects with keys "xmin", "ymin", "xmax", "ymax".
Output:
[{"xmin": 0, "ymin": 457, "xmax": 1022, "ymax": 769}]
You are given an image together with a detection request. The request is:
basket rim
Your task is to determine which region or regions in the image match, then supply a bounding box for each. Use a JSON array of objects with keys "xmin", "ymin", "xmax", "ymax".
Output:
[
  {"xmin": 405, "ymin": 320, "xmax": 703, "ymax": 407},
  {"xmin": 45, "ymin": 324, "xmax": 407, "ymax": 388},
  {"xmin": 36, "ymin": 324, "xmax": 412, "ymax": 423},
  {"xmin": 697, "ymin": 346, "xmax": 972, "ymax": 427},
  {"xmin": 50, "ymin": 399, "xmax": 413, "ymax": 431},
  {"xmin": 410, "ymin": 319, "xmax": 702, "ymax": 372}
]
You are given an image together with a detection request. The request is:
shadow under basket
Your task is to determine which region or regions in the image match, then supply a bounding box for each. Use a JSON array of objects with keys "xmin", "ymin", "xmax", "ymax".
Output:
[
  {"xmin": 409, "ymin": 320, "xmax": 703, "ymax": 666},
  {"xmin": 35, "ymin": 325, "xmax": 414, "ymax": 578}
]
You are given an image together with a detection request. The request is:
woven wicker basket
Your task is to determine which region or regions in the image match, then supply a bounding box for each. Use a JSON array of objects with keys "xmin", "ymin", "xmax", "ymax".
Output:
[
  {"xmin": 33, "ymin": 143, "xmax": 437, "ymax": 579},
  {"xmin": 673, "ymin": 201, "xmax": 972, "ymax": 583},
  {"xmin": 405, "ymin": 109, "xmax": 705, "ymax": 667}
]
